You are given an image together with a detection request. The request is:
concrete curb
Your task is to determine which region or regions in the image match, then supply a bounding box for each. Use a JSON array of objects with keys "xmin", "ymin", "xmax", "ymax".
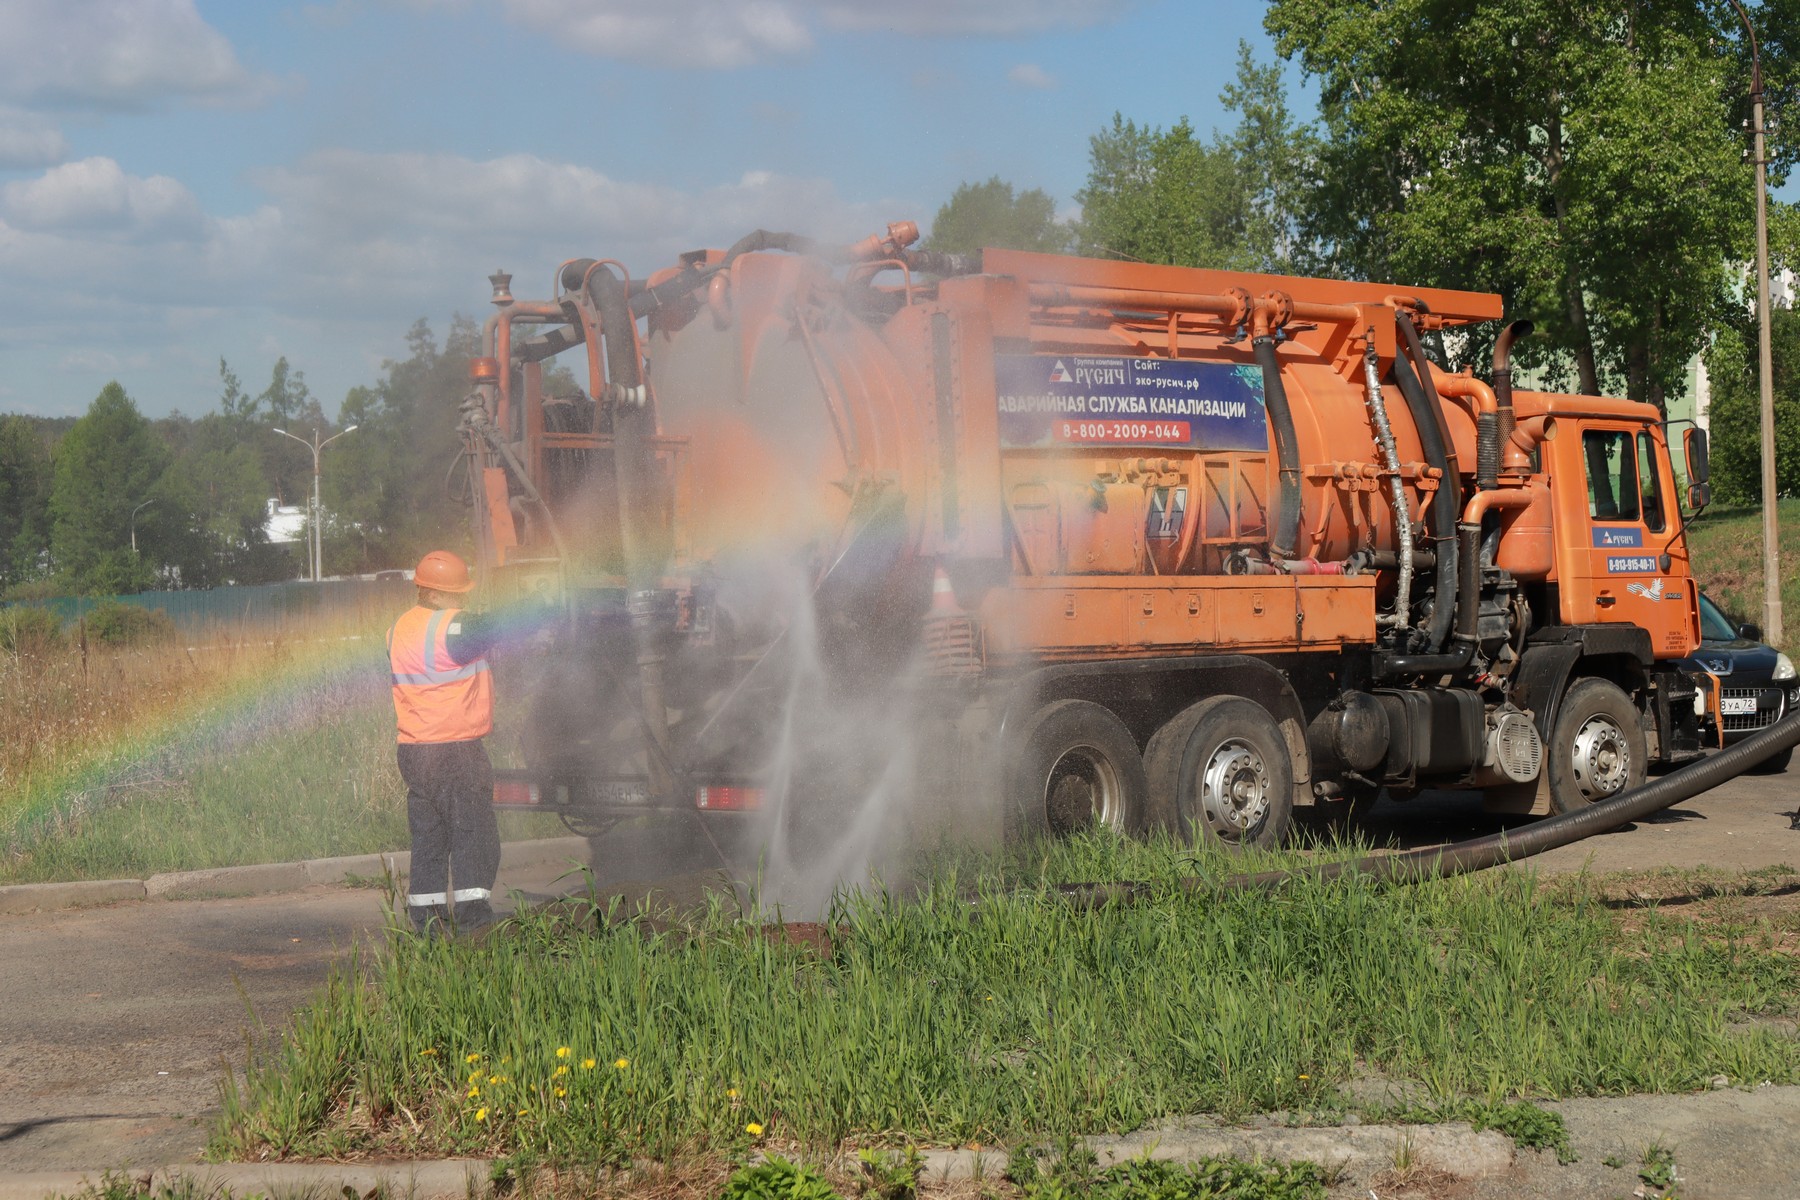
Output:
[
  {"xmin": 0, "ymin": 1159, "xmax": 493, "ymax": 1200},
  {"xmin": 918, "ymin": 1121, "xmax": 1515, "ymax": 1182},
  {"xmin": 0, "ymin": 836, "xmax": 592, "ymax": 916},
  {"xmin": 0, "ymin": 1121, "xmax": 1516, "ymax": 1200},
  {"xmin": 0, "ymin": 879, "xmax": 144, "ymax": 915}
]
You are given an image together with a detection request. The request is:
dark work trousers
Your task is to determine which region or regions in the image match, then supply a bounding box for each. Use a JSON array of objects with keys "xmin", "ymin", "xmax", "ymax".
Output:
[{"xmin": 396, "ymin": 739, "xmax": 500, "ymax": 932}]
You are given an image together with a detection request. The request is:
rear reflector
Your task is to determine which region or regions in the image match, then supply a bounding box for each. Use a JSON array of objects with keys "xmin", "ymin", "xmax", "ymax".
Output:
[
  {"xmin": 492, "ymin": 779, "xmax": 541, "ymax": 807},
  {"xmin": 695, "ymin": 785, "xmax": 763, "ymax": 812}
]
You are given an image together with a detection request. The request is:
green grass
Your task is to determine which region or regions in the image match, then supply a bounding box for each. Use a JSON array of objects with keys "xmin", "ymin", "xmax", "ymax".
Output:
[
  {"xmin": 0, "ymin": 680, "xmax": 561, "ymax": 883},
  {"xmin": 211, "ymin": 832, "xmax": 1800, "ymax": 1168},
  {"xmin": 1686, "ymin": 497, "xmax": 1800, "ymax": 656}
]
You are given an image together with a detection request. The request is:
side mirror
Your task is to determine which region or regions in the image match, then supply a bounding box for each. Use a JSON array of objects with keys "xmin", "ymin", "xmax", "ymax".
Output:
[
  {"xmin": 1686, "ymin": 482, "xmax": 1711, "ymax": 512},
  {"xmin": 1684, "ymin": 427, "xmax": 1710, "ymax": 485},
  {"xmin": 1740, "ymin": 623, "xmax": 1764, "ymax": 642}
]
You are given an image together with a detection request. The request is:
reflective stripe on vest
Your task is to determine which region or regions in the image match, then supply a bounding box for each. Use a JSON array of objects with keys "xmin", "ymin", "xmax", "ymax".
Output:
[{"xmin": 388, "ymin": 605, "xmax": 493, "ymax": 743}]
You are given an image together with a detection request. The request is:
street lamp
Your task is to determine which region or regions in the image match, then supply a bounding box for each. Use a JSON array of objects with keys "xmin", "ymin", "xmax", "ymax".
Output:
[
  {"xmin": 129, "ymin": 498, "xmax": 155, "ymax": 555},
  {"xmin": 274, "ymin": 425, "xmax": 359, "ymax": 582},
  {"xmin": 1727, "ymin": 0, "xmax": 1783, "ymax": 644}
]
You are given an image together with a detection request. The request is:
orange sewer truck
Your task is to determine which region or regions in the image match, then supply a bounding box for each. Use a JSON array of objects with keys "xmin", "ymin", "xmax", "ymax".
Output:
[{"xmin": 463, "ymin": 223, "xmax": 1715, "ymax": 849}]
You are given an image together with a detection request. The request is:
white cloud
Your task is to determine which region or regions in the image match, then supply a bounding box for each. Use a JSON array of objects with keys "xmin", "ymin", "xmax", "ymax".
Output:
[
  {"xmin": 245, "ymin": 149, "xmax": 900, "ymax": 307},
  {"xmin": 0, "ymin": 0, "xmax": 265, "ymax": 109},
  {"xmin": 499, "ymin": 0, "xmax": 813, "ymax": 68},
  {"xmin": 0, "ymin": 107, "xmax": 66, "ymax": 167},
  {"xmin": 1007, "ymin": 63, "xmax": 1056, "ymax": 90},
  {"xmin": 820, "ymin": 0, "xmax": 1134, "ymax": 36},
  {"xmin": 0, "ymin": 147, "xmax": 915, "ymax": 414},
  {"xmin": 0, "ymin": 158, "xmax": 204, "ymax": 237},
  {"xmin": 442, "ymin": 0, "xmax": 1133, "ymax": 68}
]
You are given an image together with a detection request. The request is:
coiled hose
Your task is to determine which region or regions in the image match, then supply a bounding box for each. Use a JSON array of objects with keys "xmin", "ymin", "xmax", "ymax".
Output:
[{"xmin": 1046, "ymin": 709, "xmax": 1800, "ymax": 909}]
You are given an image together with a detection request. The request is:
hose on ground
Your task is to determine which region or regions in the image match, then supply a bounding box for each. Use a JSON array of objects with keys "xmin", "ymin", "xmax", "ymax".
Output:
[{"xmin": 1044, "ymin": 710, "xmax": 1800, "ymax": 909}]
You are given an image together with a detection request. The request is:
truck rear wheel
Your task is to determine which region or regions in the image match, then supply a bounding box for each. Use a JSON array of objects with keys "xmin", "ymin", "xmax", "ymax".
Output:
[
  {"xmin": 1146, "ymin": 696, "xmax": 1293, "ymax": 849},
  {"xmin": 1547, "ymin": 677, "xmax": 1646, "ymax": 814},
  {"xmin": 1008, "ymin": 699, "xmax": 1149, "ymax": 840}
]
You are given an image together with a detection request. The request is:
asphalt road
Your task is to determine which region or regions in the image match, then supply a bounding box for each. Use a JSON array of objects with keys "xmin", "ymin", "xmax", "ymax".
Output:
[{"xmin": 1, "ymin": 770, "xmax": 1796, "ymax": 1176}]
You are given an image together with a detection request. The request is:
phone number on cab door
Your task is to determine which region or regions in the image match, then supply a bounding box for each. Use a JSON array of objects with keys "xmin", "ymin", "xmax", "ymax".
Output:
[{"xmin": 1055, "ymin": 420, "xmax": 1192, "ymax": 444}]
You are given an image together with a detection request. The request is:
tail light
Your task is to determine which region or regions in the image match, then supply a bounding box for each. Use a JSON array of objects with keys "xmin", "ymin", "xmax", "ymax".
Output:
[
  {"xmin": 492, "ymin": 778, "xmax": 541, "ymax": 807},
  {"xmin": 695, "ymin": 785, "xmax": 763, "ymax": 812}
]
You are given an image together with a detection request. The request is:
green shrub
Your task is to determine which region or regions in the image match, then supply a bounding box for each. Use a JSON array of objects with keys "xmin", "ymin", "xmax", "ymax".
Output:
[
  {"xmin": 0, "ymin": 606, "xmax": 62, "ymax": 655},
  {"xmin": 82, "ymin": 601, "xmax": 177, "ymax": 646}
]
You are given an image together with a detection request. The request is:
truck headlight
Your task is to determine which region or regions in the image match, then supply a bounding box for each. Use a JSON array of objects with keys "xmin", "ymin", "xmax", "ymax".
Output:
[{"xmin": 1776, "ymin": 652, "xmax": 1797, "ymax": 682}]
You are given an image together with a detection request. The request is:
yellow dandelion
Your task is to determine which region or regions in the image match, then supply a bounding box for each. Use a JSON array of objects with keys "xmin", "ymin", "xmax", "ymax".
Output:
[
  {"xmin": 614, "ymin": 1057, "xmax": 630, "ymax": 1070},
  {"xmin": 554, "ymin": 1065, "xmax": 569, "ymax": 1077},
  {"xmin": 517, "ymin": 1108, "xmax": 528, "ymax": 1116},
  {"xmin": 581, "ymin": 1058, "xmax": 597, "ymax": 1070},
  {"xmin": 1299, "ymin": 1074, "xmax": 1311, "ymax": 1081},
  {"xmin": 465, "ymin": 1053, "xmax": 482, "ymax": 1064},
  {"xmin": 554, "ymin": 1087, "xmax": 567, "ymax": 1098},
  {"xmin": 475, "ymin": 1107, "xmax": 488, "ymax": 1122},
  {"xmin": 726, "ymin": 1088, "xmax": 739, "ymax": 1099},
  {"xmin": 488, "ymin": 1075, "xmax": 500, "ymax": 1085},
  {"xmin": 745, "ymin": 1122, "xmax": 765, "ymax": 1137},
  {"xmin": 556, "ymin": 1046, "xmax": 571, "ymax": 1059},
  {"xmin": 418, "ymin": 1048, "xmax": 438, "ymax": 1057},
  {"xmin": 467, "ymin": 1085, "xmax": 480, "ymax": 1098}
]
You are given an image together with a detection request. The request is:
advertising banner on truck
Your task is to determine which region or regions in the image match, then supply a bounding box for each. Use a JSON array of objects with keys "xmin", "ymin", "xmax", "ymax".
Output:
[{"xmin": 995, "ymin": 354, "xmax": 1269, "ymax": 451}]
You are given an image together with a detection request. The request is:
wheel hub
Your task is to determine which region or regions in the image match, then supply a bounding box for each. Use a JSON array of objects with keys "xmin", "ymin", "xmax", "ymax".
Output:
[
  {"xmin": 1198, "ymin": 740, "xmax": 1270, "ymax": 837},
  {"xmin": 1043, "ymin": 744, "xmax": 1125, "ymax": 835},
  {"xmin": 1570, "ymin": 714, "xmax": 1631, "ymax": 801}
]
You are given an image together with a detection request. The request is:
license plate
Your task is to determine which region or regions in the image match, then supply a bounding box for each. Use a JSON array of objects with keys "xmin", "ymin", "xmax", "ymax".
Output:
[
  {"xmin": 1721, "ymin": 696, "xmax": 1758, "ymax": 716},
  {"xmin": 591, "ymin": 780, "xmax": 653, "ymax": 806}
]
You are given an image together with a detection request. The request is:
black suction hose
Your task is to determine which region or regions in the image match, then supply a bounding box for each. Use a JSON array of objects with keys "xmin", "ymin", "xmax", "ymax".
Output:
[
  {"xmin": 1253, "ymin": 335, "xmax": 1306, "ymax": 560},
  {"xmin": 1041, "ymin": 710, "xmax": 1800, "ymax": 910}
]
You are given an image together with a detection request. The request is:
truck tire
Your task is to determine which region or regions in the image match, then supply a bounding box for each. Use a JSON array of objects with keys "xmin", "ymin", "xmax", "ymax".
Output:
[
  {"xmin": 1145, "ymin": 696, "xmax": 1294, "ymax": 850},
  {"xmin": 1008, "ymin": 699, "xmax": 1149, "ymax": 840},
  {"xmin": 1546, "ymin": 677, "xmax": 1646, "ymax": 814}
]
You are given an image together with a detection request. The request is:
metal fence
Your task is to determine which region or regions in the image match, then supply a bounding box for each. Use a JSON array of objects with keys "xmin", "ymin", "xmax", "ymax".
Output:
[{"xmin": 7, "ymin": 579, "xmax": 416, "ymax": 634}]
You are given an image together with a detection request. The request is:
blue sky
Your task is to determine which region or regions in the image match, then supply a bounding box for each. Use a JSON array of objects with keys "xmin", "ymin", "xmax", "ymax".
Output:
[{"xmin": 0, "ymin": 0, "xmax": 1308, "ymax": 420}]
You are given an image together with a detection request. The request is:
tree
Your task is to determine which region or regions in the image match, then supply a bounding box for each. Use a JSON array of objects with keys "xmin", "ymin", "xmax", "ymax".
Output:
[
  {"xmin": 0, "ymin": 415, "xmax": 52, "ymax": 588},
  {"xmin": 1075, "ymin": 115, "xmax": 1251, "ymax": 268},
  {"xmin": 922, "ymin": 177, "xmax": 1070, "ymax": 256},
  {"xmin": 1703, "ymin": 308, "xmax": 1800, "ymax": 507},
  {"xmin": 157, "ymin": 412, "xmax": 286, "ymax": 587},
  {"xmin": 320, "ymin": 315, "xmax": 483, "ymax": 574},
  {"xmin": 48, "ymin": 383, "xmax": 170, "ymax": 593},
  {"xmin": 217, "ymin": 357, "xmax": 255, "ymax": 421},
  {"xmin": 1073, "ymin": 43, "xmax": 1314, "ymax": 272},
  {"xmin": 1266, "ymin": 0, "xmax": 1767, "ymax": 406},
  {"xmin": 258, "ymin": 357, "xmax": 327, "ymax": 504}
]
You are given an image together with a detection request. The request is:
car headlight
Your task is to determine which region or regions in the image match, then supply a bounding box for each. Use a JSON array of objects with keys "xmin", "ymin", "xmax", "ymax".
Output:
[{"xmin": 1776, "ymin": 652, "xmax": 1797, "ymax": 682}]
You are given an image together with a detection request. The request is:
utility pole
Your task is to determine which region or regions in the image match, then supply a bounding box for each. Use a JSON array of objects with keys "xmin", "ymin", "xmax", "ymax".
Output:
[
  {"xmin": 1729, "ymin": 0, "xmax": 1783, "ymax": 644},
  {"xmin": 274, "ymin": 425, "xmax": 359, "ymax": 582}
]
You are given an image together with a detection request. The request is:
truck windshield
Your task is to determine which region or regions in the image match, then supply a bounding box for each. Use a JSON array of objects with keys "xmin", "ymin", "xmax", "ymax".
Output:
[{"xmin": 1583, "ymin": 429, "xmax": 1639, "ymax": 522}]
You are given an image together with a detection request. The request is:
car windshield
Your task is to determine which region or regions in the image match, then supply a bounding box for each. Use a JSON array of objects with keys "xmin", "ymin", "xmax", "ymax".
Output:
[{"xmin": 1698, "ymin": 592, "xmax": 1741, "ymax": 642}]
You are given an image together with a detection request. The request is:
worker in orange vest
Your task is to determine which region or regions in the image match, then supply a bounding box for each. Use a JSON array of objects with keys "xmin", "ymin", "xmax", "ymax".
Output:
[{"xmin": 388, "ymin": 549, "xmax": 505, "ymax": 935}]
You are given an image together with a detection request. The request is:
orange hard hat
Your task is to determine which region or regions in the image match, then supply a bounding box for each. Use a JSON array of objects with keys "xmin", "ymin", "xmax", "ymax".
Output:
[{"xmin": 415, "ymin": 550, "xmax": 473, "ymax": 593}]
